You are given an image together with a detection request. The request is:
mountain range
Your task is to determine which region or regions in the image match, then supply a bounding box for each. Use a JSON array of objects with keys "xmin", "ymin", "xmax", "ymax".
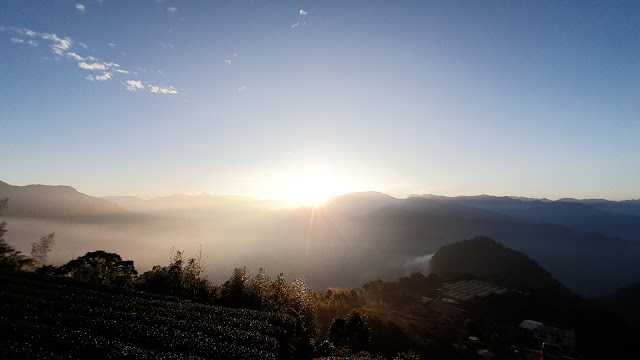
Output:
[{"xmin": 2, "ymin": 180, "xmax": 639, "ymax": 296}]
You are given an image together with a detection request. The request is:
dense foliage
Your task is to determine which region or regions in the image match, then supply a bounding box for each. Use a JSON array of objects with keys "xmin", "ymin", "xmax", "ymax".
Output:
[
  {"xmin": 0, "ymin": 270, "xmax": 299, "ymax": 359},
  {"xmin": 56, "ymin": 250, "xmax": 138, "ymax": 286},
  {"xmin": 328, "ymin": 312, "xmax": 371, "ymax": 352}
]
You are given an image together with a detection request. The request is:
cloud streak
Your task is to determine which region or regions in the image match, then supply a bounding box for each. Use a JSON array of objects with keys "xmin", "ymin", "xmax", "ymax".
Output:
[
  {"xmin": 78, "ymin": 62, "xmax": 107, "ymax": 71},
  {"xmin": 149, "ymin": 85, "xmax": 178, "ymax": 95},
  {"xmin": 125, "ymin": 80, "xmax": 145, "ymax": 92},
  {"xmin": 6, "ymin": 27, "xmax": 179, "ymax": 96}
]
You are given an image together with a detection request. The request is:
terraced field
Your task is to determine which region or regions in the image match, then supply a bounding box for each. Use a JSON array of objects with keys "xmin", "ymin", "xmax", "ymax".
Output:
[{"xmin": 0, "ymin": 271, "xmax": 297, "ymax": 359}]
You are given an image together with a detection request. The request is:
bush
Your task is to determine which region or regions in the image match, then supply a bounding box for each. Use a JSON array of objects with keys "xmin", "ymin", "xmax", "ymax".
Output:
[
  {"xmin": 57, "ymin": 250, "xmax": 138, "ymax": 286},
  {"xmin": 328, "ymin": 311, "xmax": 371, "ymax": 352},
  {"xmin": 137, "ymin": 250, "xmax": 216, "ymax": 302}
]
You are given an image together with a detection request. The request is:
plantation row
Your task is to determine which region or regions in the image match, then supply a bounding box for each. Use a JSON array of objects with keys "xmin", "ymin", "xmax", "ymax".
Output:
[
  {"xmin": 0, "ymin": 271, "xmax": 296, "ymax": 359},
  {"xmin": 1, "ymin": 274, "xmax": 293, "ymax": 338}
]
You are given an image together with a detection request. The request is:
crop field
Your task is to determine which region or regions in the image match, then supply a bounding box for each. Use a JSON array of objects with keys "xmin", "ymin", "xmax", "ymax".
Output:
[{"xmin": 0, "ymin": 271, "xmax": 296, "ymax": 359}]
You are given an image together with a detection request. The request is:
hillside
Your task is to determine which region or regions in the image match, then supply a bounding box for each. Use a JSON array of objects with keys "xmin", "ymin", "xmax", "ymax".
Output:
[
  {"xmin": 0, "ymin": 180, "xmax": 130, "ymax": 222},
  {"xmin": 417, "ymin": 194, "xmax": 640, "ymax": 241},
  {"xmin": 598, "ymin": 281, "xmax": 640, "ymax": 325},
  {"xmin": 0, "ymin": 270, "xmax": 294, "ymax": 359},
  {"xmin": 344, "ymin": 197, "xmax": 640, "ymax": 296},
  {"xmin": 430, "ymin": 237, "xmax": 575, "ymax": 299}
]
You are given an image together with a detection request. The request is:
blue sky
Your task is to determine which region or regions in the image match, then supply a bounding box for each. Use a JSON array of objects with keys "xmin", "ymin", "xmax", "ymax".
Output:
[{"xmin": 1, "ymin": 0, "xmax": 639, "ymax": 200}]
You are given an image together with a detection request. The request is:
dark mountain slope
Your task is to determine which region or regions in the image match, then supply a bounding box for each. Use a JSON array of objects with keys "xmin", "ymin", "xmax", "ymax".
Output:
[
  {"xmin": 419, "ymin": 194, "xmax": 640, "ymax": 241},
  {"xmin": 343, "ymin": 197, "xmax": 640, "ymax": 296},
  {"xmin": 563, "ymin": 198, "xmax": 640, "ymax": 217},
  {"xmin": 430, "ymin": 237, "xmax": 575, "ymax": 299},
  {"xmin": 598, "ymin": 281, "xmax": 640, "ymax": 325}
]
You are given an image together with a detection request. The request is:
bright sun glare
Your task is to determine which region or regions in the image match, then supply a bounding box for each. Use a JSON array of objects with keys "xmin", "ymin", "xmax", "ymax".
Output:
[{"xmin": 267, "ymin": 165, "xmax": 353, "ymax": 207}]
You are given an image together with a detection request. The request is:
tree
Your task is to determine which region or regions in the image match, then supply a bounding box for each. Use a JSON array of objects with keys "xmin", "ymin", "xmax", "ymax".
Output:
[
  {"xmin": 329, "ymin": 311, "xmax": 371, "ymax": 352},
  {"xmin": 58, "ymin": 250, "xmax": 137, "ymax": 286},
  {"xmin": 31, "ymin": 232, "xmax": 55, "ymax": 266},
  {"xmin": 0, "ymin": 198, "xmax": 34, "ymax": 270},
  {"xmin": 219, "ymin": 267, "xmax": 251, "ymax": 307},
  {"xmin": 137, "ymin": 248, "xmax": 215, "ymax": 301}
]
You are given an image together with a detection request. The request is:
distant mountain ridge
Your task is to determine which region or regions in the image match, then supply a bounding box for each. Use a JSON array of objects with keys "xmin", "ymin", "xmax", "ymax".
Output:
[
  {"xmin": 3, "ymin": 180, "xmax": 640, "ymax": 296},
  {"xmin": 415, "ymin": 194, "xmax": 640, "ymax": 241},
  {"xmin": 0, "ymin": 180, "xmax": 126, "ymax": 220},
  {"xmin": 103, "ymin": 193, "xmax": 271, "ymax": 214},
  {"xmin": 317, "ymin": 194, "xmax": 640, "ymax": 296}
]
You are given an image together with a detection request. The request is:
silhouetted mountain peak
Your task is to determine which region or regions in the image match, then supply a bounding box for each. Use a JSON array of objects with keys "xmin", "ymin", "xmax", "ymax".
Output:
[{"xmin": 431, "ymin": 236, "xmax": 575, "ymax": 299}]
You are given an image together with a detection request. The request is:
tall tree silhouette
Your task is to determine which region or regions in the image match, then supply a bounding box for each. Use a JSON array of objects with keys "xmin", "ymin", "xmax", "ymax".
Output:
[
  {"xmin": 0, "ymin": 198, "xmax": 34, "ymax": 270},
  {"xmin": 31, "ymin": 232, "xmax": 55, "ymax": 266}
]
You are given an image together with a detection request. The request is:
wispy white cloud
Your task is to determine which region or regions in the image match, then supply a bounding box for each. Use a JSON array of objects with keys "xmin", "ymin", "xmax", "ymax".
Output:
[
  {"xmin": 238, "ymin": 85, "xmax": 247, "ymax": 93},
  {"xmin": 66, "ymin": 52, "xmax": 85, "ymax": 61},
  {"xmin": 108, "ymin": 42, "xmax": 116, "ymax": 48},
  {"xmin": 167, "ymin": 7, "xmax": 177, "ymax": 14},
  {"xmin": 75, "ymin": 4, "xmax": 86, "ymax": 13},
  {"xmin": 125, "ymin": 80, "xmax": 145, "ymax": 92},
  {"xmin": 94, "ymin": 72, "xmax": 112, "ymax": 81},
  {"xmin": 78, "ymin": 62, "xmax": 107, "ymax": 71},
  {"xmin": 85, "ymin": 72, "xmax": 112, "ymax": 82},
  {"xmin": 7, "ymin": 27, "xmax": 178, "ymax": 95},
  {"xmin": 224, "ymin": 59, "xmax": 232, "ymax": 65},
  {"xmin": 11, "ymin": 37, "xmax": 38, "ymax": 47},
  {"xmin": 14, "ymin": 28, "xmax": 73, "ymax": 57},
  {"xmin": 292, "ymin": 8, "xmax": 309, "ymax": 29},
  {"xmin": 149, "ymin": 85, "xmax": 178, "ymax": 95}
]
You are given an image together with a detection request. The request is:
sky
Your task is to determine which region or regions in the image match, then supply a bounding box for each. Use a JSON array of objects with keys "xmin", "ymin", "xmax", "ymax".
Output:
[{"xmin": 1, "ymin": 0, "xmax": 639, "ymax": 202}]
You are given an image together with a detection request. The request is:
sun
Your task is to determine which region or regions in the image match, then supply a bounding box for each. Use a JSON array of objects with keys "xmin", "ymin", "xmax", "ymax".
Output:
[
  {"xmin": 282, "ymin": 173, "xmax": 344, "ymax": 206},
  {"xmin": 269, "ymin": 165, "xmax": 352, "ymax": 207}
]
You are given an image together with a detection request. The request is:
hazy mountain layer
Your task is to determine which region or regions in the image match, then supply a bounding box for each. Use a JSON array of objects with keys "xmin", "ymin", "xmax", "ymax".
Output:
[
  {"xmin": 418, "ymin": 194, "xmax": 640, "ymax": 241},
  {"xmin": 2, "ymin": 181, "xmax": 639, "ymax": 296}
]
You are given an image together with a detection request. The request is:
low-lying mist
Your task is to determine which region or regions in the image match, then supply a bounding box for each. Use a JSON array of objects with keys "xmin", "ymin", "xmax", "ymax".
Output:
[
  {"xmin": 4, "ymin": 184, "xmax": 640, "ymax": 296},
  {"xmin": 4, "ymin": 204, "xmax": 412, "ymax": 289}
]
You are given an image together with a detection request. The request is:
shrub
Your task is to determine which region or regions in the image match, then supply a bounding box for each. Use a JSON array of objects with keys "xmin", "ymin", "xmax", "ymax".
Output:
[
  {"xmin": 57, "ymin": 250, "xmax": 138, "ymax": 286},
  {"xmin": 328, "ymin": 311, "xmax": 371, "ymax": 352}
]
